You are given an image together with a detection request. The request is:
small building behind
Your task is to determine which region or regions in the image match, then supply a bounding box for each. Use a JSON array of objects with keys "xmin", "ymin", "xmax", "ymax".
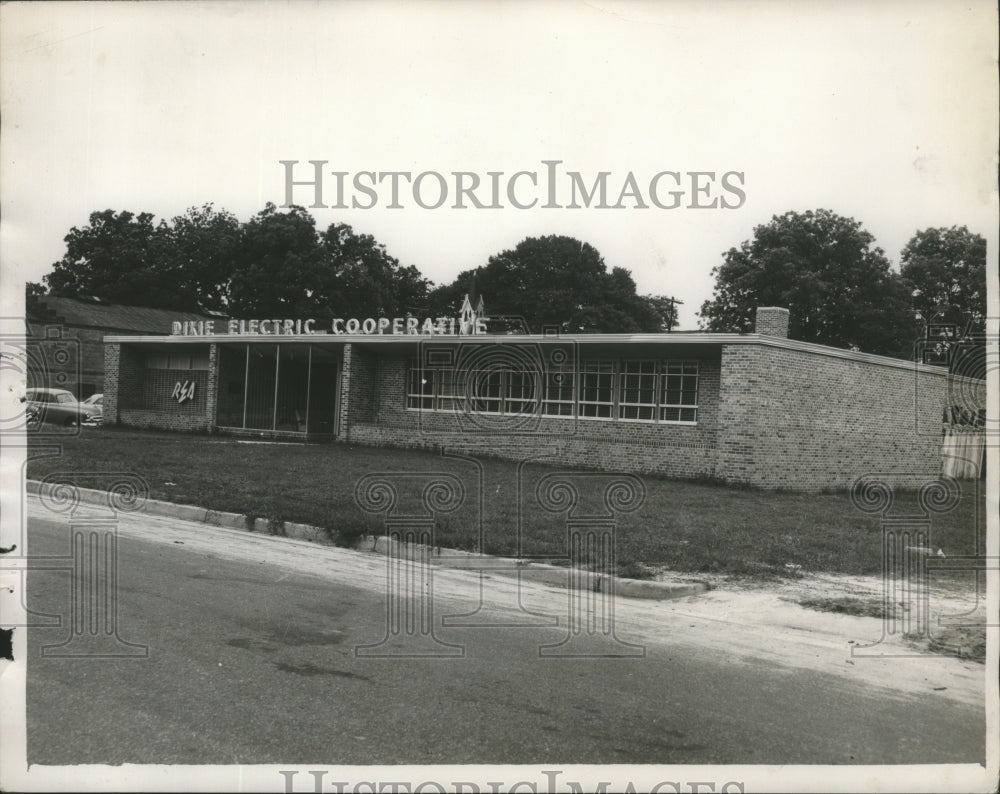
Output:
[{"xmin": 26, "ymin": 294, "xmax": 220, "ymax": 399}]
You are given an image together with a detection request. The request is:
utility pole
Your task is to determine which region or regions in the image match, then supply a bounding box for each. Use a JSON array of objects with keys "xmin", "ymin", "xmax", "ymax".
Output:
[{"xmin": 661, "ymin": 296, "xmax": 683, "ymax": 332}]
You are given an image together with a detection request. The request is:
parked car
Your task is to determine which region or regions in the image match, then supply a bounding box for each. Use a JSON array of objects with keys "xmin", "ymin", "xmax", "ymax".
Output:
[
  {"xmin": 83, "ymin": 393, "xmax": 104, "ymax": 420},
  {"xmin": 24, "ymin": 388, "xmax": 102, "ymax": 427},
  {"xmin": 22, "ymin": 397, "xmax": 41, "ymax": 429}
]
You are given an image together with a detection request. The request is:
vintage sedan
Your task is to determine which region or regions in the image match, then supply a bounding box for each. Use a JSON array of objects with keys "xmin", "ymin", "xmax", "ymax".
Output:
[{"xmin": 25, "ymin": 388, "xmax": 103, "ymax": 427}]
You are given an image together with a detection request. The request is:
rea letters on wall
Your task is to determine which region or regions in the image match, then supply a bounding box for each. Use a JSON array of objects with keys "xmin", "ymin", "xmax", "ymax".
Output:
[{"xmin": 171, "ymin": 380, "xmax": 196, "ymax": 404}]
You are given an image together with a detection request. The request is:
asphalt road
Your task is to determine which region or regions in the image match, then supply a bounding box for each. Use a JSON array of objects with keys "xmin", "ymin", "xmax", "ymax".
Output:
[{"xmin": 24, "ymin": 505, "xmax": 985, "ymax": 766}]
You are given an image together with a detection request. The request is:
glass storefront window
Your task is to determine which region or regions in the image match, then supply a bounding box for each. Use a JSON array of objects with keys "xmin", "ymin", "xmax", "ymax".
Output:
[{"xmin": 216, "ymin": 343, "xmax": 339, "ymax": 434}]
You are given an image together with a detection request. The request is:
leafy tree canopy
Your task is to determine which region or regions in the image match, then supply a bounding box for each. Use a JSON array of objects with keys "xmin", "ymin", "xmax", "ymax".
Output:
[
  {"xmin": 226, "ymin": 204, "xmax": 328, "ymax": 318},
  {"xmin": 320, "ymin": 222, "xmax": 429, "ymax": 319},
  {"xmin": 426, "ymin": 235, "xmax": 665, "ymax": 333},
  {"xmin": 43, "ymin": 205, "xmax": 240, "ymax": 312},
  {"xmin": 162, "ymin": 204, "xmax": 242, "ymax": 312},
  {"xmin": 900, "ymin": 225, "xmax": 986, "ymax": 331},
  {"xmin": 44, "ymin": 210, "xmax": 179, "ymax": 308},
  {"xmin": 699, "ymin": 209, "xmax": 916, "ymax": 357},
  {"xmin": 900, "ymin": 226, "xmax": 988, "ymax": 381},
  {"xmin": 37, "ymin": 203, "xmax": 428, "ymax": 319}
]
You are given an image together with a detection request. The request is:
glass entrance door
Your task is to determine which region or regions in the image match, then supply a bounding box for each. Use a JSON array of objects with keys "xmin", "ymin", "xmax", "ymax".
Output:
[{"xmin": 215, "ymin": 342, "xmax": 341, "ymax": 436}]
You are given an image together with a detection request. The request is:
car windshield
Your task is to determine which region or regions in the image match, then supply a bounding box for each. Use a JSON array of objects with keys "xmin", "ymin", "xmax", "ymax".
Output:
[{"xmin": 55, "ymin": 393, "xmax": 75, "ymax": 404}]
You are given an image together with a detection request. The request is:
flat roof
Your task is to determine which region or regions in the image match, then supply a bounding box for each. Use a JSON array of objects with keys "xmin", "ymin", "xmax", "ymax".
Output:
[{"xmin": 103, "ymin": 331, "xmax": 974, "ymax": 378}]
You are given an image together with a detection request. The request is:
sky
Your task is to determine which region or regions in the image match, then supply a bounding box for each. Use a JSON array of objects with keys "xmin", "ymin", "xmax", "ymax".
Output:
[{"xmin": 2, "ymin": 0, "xmax": 997, "ymax": 329}]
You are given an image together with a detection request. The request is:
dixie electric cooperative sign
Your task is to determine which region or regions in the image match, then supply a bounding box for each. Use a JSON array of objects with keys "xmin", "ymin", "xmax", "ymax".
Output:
[{"xmin": 172, "ymin": 315, "xmax": 488, "ymax": 337}]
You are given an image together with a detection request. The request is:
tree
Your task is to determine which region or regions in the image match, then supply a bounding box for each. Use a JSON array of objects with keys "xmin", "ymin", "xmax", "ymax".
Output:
[
  {"xmin": 38, "ymin": 203, "xmax": 425, "ymax": 318},
  {"xmin": 900, "ymin": 226, "xmax": 986, "ymax": 330},
  {"xmin": 699, "ymin": 209, "xmax": 916, "ymax": 357},
  {"xmin": 162, "ymin": 204, "xmax": 242, "ymax": 312},
  {"xmin": 41, "ymin": 206, "xmax": 238, "ymax": 312},
  {"xmin": 901, "ymin": 226, "xmax": 988, "ymax": 381},
  {"xmin": 320, "ymin": 222, "xmax": 430, "ymax": 317},
  {"xmin": 427, "ymin": 235, "xmax": 663, "ymax": 333},
  {"xmin": 226, "ymin": 204, "xmax": 430, "ymax": 321},
  {"xmin": 43, "ymin": 210, "xmax": 183, "ymax": 308},
  {"xmin": 226, "ymin": 203, "xmax": 330, "ymax": 318}
]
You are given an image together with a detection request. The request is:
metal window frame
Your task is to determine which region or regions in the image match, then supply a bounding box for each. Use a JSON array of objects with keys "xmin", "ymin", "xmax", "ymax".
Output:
[
  {"xmin": 657, "ymin": 359, "xmax": 699, "ymax": 423},
  {"xmin": 578, "ymin": 360, "xmax": 616, "ymax": 418}
]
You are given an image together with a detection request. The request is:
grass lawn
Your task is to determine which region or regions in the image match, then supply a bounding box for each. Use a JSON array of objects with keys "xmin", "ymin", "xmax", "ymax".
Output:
[{"xmin": 26, "ymin": 427, "xmax": 985, "ymax": 580}]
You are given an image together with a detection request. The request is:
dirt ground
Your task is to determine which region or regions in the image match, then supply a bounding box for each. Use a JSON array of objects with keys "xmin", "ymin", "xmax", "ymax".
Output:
[{"xmin": 653, "ymin": 566, "xmax": 989, "ymax": 665}]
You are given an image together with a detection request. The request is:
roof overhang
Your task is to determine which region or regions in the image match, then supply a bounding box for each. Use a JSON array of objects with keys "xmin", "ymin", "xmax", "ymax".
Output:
[{"xmin": 103, "ymin": 332, "xmax": 973, "ymax": 378}]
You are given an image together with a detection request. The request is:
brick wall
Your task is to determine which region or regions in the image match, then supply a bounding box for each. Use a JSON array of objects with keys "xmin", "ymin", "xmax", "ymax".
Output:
[
  {"xmin": 716, "ymin": 342, "xmax": 965, "ymax": 490},
  {"xmin": 103, "ymin": 343, "xmax": 121, "ymax": 424},
  {"xmin": 755, "ymin": 307, "xmax": 790, "ymax": 338},
  {"xmin": 116, "ymin": 408, "xmax": 213, "ymax": 433},
  {"xmin": 345, "ymin": 342, "xmax": 979, "ymax": 490},
  {"xmin": 111, "ymin": 345, "xmax": 145, "ymax": 412},
  {"xmin": 345, "ymin": 351, "xmax": 722, "ymax": 479},
  {"xmin": 342, "ymin": 344, "xmax": 378, "ymax": 428},
  {"xmin": 206, "ymin": 344, "xmax": 219, "ymax": 425},
  {"xmin": 138, "ymin": 370, "xmax": 209, "ymax": 412},
  {"xmin": 106, "ymin": 342, "xmax": 214, "ymax": 432}
]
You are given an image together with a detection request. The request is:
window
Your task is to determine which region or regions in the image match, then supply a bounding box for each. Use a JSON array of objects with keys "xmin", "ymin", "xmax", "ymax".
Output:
[
  {"xmin": 146, "ymin": 348, "xmax": 210, "ymax": 370},
  {"xmin": 579, "ymin": 361, "xmax": 614, "ymax": 418},
  {"xmin": 409, "ymin": 362, "xmax": 542, "ymax": 416},
  {"xmin": 505, "ymin": 368, "xmax": 539, "ymax": 415},
  {"xmin": 542, "ymin": 366, "xmax": 575, "ymax": 416},
  {"xmin": 405, "ymin": 357, "xmax": 699, "ymax": 424},
  {"xmin": 468, "ymin": 366, "xmax": 504, "ymax": 414},
  {"xmin": 436, "ymin": 368, "xmax": 463, "ymax": 412},
  {"xmin": 406, "ymin": 366, "xmax": 434, "ymax": 410},
  {"xmin": 659, "ymin": 361, "xmax": 699, "ymax": 422},
  {"xmin": 618, "ymin": 360, "xmax": 658, "ymax": 421}
]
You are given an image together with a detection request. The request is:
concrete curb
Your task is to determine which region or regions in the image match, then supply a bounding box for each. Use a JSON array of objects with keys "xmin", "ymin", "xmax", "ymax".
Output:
[{"xmin": 26, "ymin": 479, "xmax": 708, "ymax": 601}]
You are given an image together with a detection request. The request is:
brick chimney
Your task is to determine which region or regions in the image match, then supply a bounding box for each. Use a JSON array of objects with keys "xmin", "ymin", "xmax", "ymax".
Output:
[{"xmin": 755, "ymin": 306, "xmax": 790, "ymax": 338}]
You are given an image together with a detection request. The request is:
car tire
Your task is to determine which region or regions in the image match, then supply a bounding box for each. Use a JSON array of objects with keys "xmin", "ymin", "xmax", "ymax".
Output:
[{"xmin": 63, "ymin": 417, "xmax": 78, "ymax": 427}]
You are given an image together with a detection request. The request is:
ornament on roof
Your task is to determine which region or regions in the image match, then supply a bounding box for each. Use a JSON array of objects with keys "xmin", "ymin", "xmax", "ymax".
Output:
[{"xmin": 459, "ymin": 294, "xmax": 488, "ymax": 335}]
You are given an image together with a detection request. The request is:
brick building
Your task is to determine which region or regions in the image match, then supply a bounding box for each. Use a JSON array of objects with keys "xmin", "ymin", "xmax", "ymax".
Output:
[
  {"xmin": 26, "ymin": 295, "xmax": 219, "ymax": 399},
  {"xmin": 102, "ymin": 306, "xmax": 986, "ymax": 491}
]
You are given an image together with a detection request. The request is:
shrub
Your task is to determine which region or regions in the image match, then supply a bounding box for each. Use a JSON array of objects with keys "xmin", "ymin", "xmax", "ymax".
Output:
[{"xmin": 333, "ymin": 522, "xmax": 369, "ymax": 549}]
